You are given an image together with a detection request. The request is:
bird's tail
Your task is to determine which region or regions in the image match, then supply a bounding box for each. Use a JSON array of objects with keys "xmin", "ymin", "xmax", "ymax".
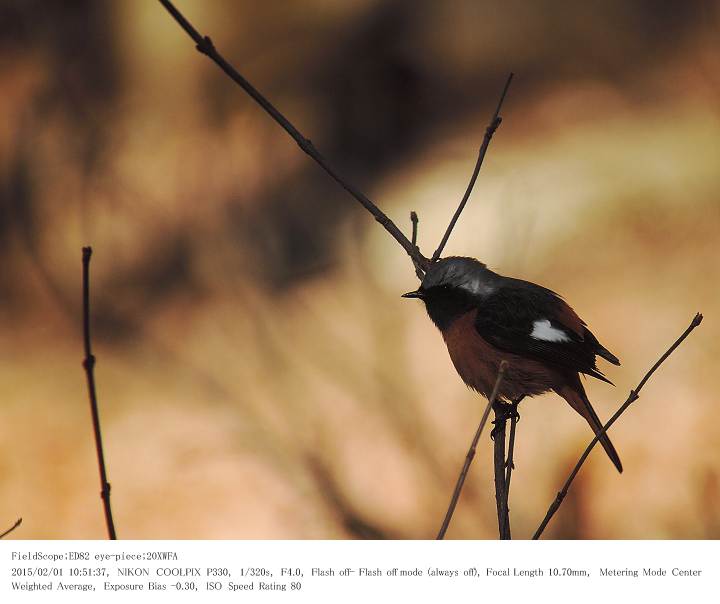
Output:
[{"xmin": 557, "ymin": 379, "xmax": 623, "ymax": 473}]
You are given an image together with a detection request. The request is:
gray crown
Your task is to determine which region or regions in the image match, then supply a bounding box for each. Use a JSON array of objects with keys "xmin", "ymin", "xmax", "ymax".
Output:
[{"xmin": 421, "ymin": 257, "xmax": 497, "ymax": 297}]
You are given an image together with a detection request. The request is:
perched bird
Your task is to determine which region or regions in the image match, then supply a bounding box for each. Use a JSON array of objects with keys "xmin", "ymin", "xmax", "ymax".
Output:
[{"xmin": 403, "ymin": 256, "xmax": 622, "ymax": 472}]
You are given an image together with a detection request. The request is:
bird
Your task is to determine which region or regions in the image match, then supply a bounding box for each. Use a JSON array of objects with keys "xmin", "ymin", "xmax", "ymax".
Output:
[{"xmin": 402, "ymin": 256, "xmax": 623, "ymax": 473}]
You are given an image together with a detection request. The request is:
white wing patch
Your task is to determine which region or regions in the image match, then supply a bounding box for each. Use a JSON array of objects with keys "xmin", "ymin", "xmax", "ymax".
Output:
[{"xmin": 530, "ymin": 319, "xmax": 571, "ymax": 343}]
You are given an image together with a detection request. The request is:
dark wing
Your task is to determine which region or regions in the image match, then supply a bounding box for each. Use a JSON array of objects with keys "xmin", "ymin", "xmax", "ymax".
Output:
[{"xmin": 474, "ymin": 279, "xmax": 618, "ymax": 383}]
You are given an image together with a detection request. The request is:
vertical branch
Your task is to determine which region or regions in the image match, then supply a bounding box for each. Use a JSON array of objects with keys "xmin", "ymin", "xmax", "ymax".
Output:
[
  {"xmin": 436, "ymin": 361, "xmax": 507, "ymax": 539},
  {"xmin": 410, "ymin": 211, "xmax": 425, "ymax": 280},
  {"xmin": 82, "ymin": 247, "xmax": 117, "ymax": 540},
  {"xmin": 410, "ymin": 211, "xmax": 419, "ymax": 248},
  {"xmin": 503, "ymin": 397, "xmax": 522, "ymax": 518},
  {"xmin": 430, "ymin": 72, "xmax": 514, "ymax": 262},
  {"xmin": 0, "ymin": 518, "xmax": 22, "ymax": 539},
  {"xmin": 492, "ymin": 404, "xmax": 511, "ymax": 539}
]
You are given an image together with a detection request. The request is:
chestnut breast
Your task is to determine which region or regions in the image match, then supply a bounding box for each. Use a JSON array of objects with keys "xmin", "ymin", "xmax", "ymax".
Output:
[{"xmin": 441, "ymin": 309, "xmax": 561, "ymax": 401}]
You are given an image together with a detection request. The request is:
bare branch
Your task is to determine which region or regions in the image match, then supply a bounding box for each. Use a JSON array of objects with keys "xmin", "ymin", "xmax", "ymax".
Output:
[
  {"xmin": 431, "ymin": 72, "xmax": 513, "ymax": 262},
  {"xmin": 503, "ymin": 397, "xmax": 522, "ymax": 523},
  {"xmin": 158, "ymin": 0, "xmax": 428, "ymax": 271},
  {"xmin": 533, "ymin": 312, "xmax": 704, "ymax": 540},
  {"xmin": 0, "ymin": 518, "xmax": 22, "ymax": 540},
  {"xmin": 492, "ymin": 403, "xmax": 511, "ymax": 539},
  {"xmin": 82, "ymin": 247, "xmax": 117, "ymax": 540},
  {"xmin": 436, "ymin": 360, "xmax": 507, "ymax": 539}
]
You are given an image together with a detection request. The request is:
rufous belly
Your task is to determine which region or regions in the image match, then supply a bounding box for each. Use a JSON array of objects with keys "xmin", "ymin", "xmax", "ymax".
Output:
[{"xmin": 442, "ymin": 309, "xmax": 561, "ymax": 401}]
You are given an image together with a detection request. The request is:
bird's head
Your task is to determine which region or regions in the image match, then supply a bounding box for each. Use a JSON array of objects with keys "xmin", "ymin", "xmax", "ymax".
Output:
[{"xmin": 402, "ymin": 256, "xmax": 497, "ymax": 330}]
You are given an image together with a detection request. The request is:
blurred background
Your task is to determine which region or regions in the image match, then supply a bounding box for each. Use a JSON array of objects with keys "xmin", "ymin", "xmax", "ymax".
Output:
[{"xmin": 0, "ymin": 0, "xmax": 718, "ymax": 539}]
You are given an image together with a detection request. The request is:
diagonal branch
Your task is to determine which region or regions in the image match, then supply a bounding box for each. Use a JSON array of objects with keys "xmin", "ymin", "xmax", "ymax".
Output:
[
  {"xmin": 431, "ymin": 72, "xmax": 513, "ymax": 262},
  {"xmin": 0, "ymin": 518, "xmax": 22, "ymax": 539},
  {"xmin": 158, "ymin": 0, "xmax": 428, "ymax": 271},
  {"xmin": 436, "ymin": 360, "xmax": 507, "ymax": 539},
  {"xmin": 533, "ymin": 312, "xmax": 704, "ymax": 540},
  {"xmin": 82, "ymin": 247, "xmax": 117, "ymax": 540}
]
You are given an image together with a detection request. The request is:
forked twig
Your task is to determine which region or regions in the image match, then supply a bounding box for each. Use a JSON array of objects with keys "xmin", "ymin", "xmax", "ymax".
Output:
[
  {"xmin": 437, "ymin": 361, "xmax": 507, "ymax": 539},
  {"xmin": 533, "ymin": 312, "xmax": 704, "ymax": 540},
  {"xmin": 431, "ymin": 73, "xmax": 514, "ymax": 262},
  {"xmin": 0, "ymin": 518, "xmax": 22, "ymax": 539},
  {"xmin": 82, "ymin": 247, "xmax": 117, "ymax": 540}
]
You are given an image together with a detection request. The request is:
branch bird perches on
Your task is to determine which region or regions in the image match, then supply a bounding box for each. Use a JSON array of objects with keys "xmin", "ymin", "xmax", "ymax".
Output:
[
  {"xmin": 157, "ymin": 1, "xmax": 702, "ymax": 541},
  {"xmin": 169, "ymin": 1, "xmax": 720, "ymax": 544}
]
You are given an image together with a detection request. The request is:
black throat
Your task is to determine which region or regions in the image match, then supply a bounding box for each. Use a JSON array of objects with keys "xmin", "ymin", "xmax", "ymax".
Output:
[{"xmin": 422, "ymin": 286, "xmax": 477, "ymax": 332}]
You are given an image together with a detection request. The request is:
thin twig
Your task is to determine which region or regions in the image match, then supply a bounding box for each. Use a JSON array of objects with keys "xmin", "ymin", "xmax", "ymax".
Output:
[
  {"xmin": 410, "ymin": 211, "xmax": 419, "ymax": 248},
  {"xmin": 158, "ymin": 0, "xmax": 428, "ymax": 271},
  {"xmin": 0, "ymin": 518, "xmax": 22, "ymax": 540},
  {"xmin": 431, "ymin": 72, "xmax": 514, "ymax": 262},
  {"xmin": 82, "ymin": 247, "xmax": 117, "ymax": 540},
  {"xmin": 410, "ymin": 211, "xmax": 425, "ymax": 280},
  {"xmin": 532, "ymin": 312, "xmax": 704, "ymax": 540},
  {"xmin": 436, "ymin": 360, "xmax": 507, "ymax": 539}
]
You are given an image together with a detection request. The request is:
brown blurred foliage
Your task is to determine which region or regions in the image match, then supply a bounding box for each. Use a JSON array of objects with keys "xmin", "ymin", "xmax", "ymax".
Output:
[{"xmin": 0, "ymin": 0, "xmax": 718, "ymax": 539}]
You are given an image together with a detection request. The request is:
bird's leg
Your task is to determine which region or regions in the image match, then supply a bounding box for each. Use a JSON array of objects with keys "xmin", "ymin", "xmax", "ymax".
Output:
[
  {"xmin": 508, "ymin": 397, "xmax": 522, "ymax": 424},
  {"xmin": 504, "ymin": 396, "xmax": 524, "ymax": 472}
]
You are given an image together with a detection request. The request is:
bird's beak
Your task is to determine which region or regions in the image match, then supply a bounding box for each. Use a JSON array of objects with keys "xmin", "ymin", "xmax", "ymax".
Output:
[{"xmin": 402, "ymin": 290, "xmax": 424, "ymax": 299}]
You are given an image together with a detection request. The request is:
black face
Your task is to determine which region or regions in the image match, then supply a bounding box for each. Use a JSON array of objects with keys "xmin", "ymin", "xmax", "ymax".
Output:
[
  {"xmin": 403, "ymin": 257, "xmax": 496, "ymax": 331},
  {"xmin": 419, "ymin": 284, "xmax": 477, "ymax": 331}
]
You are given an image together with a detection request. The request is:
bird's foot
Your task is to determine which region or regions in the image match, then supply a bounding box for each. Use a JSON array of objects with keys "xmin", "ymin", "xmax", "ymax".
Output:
[
  {"xmin": 508, "ymin": 396, "xmax": 524, "ymax": 423},
  {"xmin": 490, "ymin": 401, "xmax": 521, "ymax": 440},
  {"xmin": 495, "ymin": 401, "xmax": 522, "ymax": 423}
]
